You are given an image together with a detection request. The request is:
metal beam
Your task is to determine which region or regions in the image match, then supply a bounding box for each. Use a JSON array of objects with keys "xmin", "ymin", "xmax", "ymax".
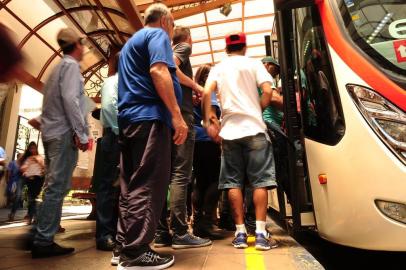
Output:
[
  {"xmin": 186, "ymin": 13, "xmax": 274, "ymax": 29},
  {"xmin": 137, "ymin": 1, "xmax": 202, "ymax": 12},
  {"xmin": 203, "ymin": 11, "xmax": 214, "ymax": 64},
  {"xmin": 2, "ymin": 6, "xmax": 63, "ymax": 58},
  {"xmin": 37, "ymin": 30, "xmax": 129, "ymax": 81},
  {"xmin": 83, "ymin": 60, "xmax": 106, "ymax": 83},
  {"xmin": 0, "ymin": 0, "xmax": 12, "ymax": 11},
  {"xmin": 191, "ymin": 55, "xmax": 268, "ymax": 68},
  {"xmin": 37, "ymin": 49, "xmax": 62, "ymax": 81},
  {"xmin": 191, "ymin": 43, "xmax": 265, "ymax": 57},
  {"xmin": 173, "ymin": 0, "xmax": 239, "ymax": 20},
  {"xmin": 117, "ymin": 0, "xmax": 144, "ymax": 32},
  {"xmin": 52, "ymin": 0, "xmax": 108, "ymax": 61},
  {"xmin": 18, "ymin": 6, "xmax": 127, "ymax": 49},
  {"xmin": 16, "ymin": 69, "xmax": 44, "ymax": 93},
  {"xmin": 242, "ymin": 0, "xmax": 245, "ymax": 32},
  {"xmin": 85, "ymin": 60, "xmax": 105, "ymax": 82},
  {"xmin": 93, "ymin": 0, "xmax": 126, "ymax": 43},
  {"xmin": 83, "ymin": 0, "xmax": 120, "ymax": 46},
  {"xmin": 17, "ymin": 62, "xmax": 104, "ymax": 104},
  {"xmin": 193, "ymin": 28, "xmax": 273, "ymax": 44}
]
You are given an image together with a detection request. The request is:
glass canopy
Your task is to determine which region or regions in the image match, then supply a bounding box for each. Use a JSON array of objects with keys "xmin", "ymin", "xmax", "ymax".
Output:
[{"xmin": 0, "ymin": 0, "xmax": 275, "ymax": 98}]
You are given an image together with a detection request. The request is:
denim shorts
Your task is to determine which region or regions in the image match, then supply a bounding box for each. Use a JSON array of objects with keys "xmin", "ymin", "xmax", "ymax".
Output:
[{"xmin": 219, "ymin": 133, "xmax": 277, "ymax": 190}]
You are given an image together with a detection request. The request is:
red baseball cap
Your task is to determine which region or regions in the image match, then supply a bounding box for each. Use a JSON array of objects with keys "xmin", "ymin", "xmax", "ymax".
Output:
[{"xmin": 225, "ymin": 32, "xmax": 246, "ymax": 46}]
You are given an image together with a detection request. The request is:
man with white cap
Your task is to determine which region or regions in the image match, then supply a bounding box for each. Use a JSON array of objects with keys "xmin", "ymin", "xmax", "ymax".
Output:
[{"xmin": 31, "ymin": 27, "xmax": 89, "ymax": 258}]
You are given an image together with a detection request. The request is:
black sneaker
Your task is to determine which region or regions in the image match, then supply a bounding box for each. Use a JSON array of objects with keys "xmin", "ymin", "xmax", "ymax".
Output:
[
  {"xmin": 154, "ymin": 232, "xmax": 172, "ymax": 248},
  {"xmin": 118, "ymin": 248, "xmax": 174, "ymax": 270},
  {"xmin": 172, "ymin": 232, "xmax": 212, "ymax": 249},
  {"xmin": 96, "ymin": 237, "xmax": 116, "ymax": 251},
  {"xmin": 31, "ymin": 242, "xmax": 74, "ymax": 258},
  {"xmin": 111, "ymin": 244, "xmax": 122, "ymax": 266}
]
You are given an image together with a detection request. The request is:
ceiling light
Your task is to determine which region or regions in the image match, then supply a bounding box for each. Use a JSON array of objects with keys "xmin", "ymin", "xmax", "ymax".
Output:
[{"xmin": 220, "ymin": 3, "xmax": 232, "ymax": 17}]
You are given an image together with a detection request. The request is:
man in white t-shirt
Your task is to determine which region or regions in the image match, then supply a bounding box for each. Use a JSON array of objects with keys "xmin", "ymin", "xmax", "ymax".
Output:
[{"xmin": 202, "ymin": 32, "xmax": 278, "ymax": 251}]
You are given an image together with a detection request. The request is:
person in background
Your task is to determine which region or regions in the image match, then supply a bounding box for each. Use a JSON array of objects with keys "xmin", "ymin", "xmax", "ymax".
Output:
[
  {"xmin": 27, "ymin": 115, "xmax": 66, "ymax": 234},
  {"xmin": 0, "ymin": 146, "xmax": 6, "ymax": 179},
  {"xmin": 95, "ymin": 52, "xmax": 120, "ymax": 256},
  {"xmin": 261, "ymin": 56, "xmax": 283, "ymax": 130},
  {"xmin": 31, "ymin": 27, "xmax": 89, "ymax": 259},
  {"xmin": 191, "ymin": 64, "xmax": 223, "ymax": 239},
  {"xmin": 155, "ymin": 25, "xmax": 211, "ymax": 249},
  {"xmin": 116, "ymin": 4, "xmax": 187, "ymax": 269},
  {"xmin": 0, "ymin": 23, "xmax": 23, "ymax": 83},
  {"xmin": 20, "ymin": 142, "xmax": 45, "ymax": 225},
  {"xmin": 202, "ymin": 32, "xmax": 278, "ymax": 251},
  {"xmin": 7, "ymin": 153, "xmax": 22, "ymax": 221}
]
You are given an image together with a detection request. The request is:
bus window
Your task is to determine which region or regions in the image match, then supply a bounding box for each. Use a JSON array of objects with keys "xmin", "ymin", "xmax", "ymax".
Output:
[
  {"xmin": 338, "ymin": 0, "xmax": 406, "ymax": 78},
  {"xmin": 294, "ymin": 7, "xmax": 345, "ymax": 145}
]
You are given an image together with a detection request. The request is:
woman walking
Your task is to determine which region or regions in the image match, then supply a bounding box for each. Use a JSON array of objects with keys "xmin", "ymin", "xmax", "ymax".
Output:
[{"xmin": 20, "ymin": 142, "xmax": 45, "ymax": 224}]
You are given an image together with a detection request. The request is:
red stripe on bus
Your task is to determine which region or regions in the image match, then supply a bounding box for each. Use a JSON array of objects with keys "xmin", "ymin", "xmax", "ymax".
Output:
[{"xmin": 318, "ymin": 1, "xmax": 406, "ymax": 111}]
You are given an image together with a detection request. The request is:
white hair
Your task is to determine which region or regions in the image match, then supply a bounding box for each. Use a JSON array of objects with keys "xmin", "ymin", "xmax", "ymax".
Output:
[{"xmin": 144, "ymin": 3, "xmax": 171, "ymax": 25}]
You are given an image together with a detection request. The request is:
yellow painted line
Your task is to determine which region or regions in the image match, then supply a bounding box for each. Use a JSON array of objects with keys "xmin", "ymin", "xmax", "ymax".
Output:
[{"xmin": 245, "ymin": 236, "xmax": 266, "ymax": 270}]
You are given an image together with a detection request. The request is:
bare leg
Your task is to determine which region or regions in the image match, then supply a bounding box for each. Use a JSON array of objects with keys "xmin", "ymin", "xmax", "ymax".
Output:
[
  {"xmin": 253, "ymin": 188, "xmax": 268, "ymax": 221},
  {"xmin": 228, "ymin": 188, "xmax": 244, "ymax": 224}
]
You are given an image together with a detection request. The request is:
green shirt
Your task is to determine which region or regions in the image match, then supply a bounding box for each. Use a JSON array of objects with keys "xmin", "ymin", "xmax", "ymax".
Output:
[{"xmin": 258, "ymin": 87, "xmax": 283, "ymax": 126}]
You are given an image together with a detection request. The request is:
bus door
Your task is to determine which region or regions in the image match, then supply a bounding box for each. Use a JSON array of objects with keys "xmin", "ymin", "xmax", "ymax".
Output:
[{"xmin": 274, "ymin": 0, "xmax": 347, "ymax": 231}]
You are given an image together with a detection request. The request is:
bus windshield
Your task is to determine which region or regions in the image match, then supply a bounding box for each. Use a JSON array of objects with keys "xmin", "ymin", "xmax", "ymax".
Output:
[{"xmin": 338, "ymin": 0, "xmax": 406, "ymax": 76}]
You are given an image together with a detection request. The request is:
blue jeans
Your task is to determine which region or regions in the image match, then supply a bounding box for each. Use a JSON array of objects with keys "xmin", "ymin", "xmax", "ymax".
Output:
[
  {"xmin": 219, "ymin": 133, "xmax": 277, "ymax": 189},
  {"xmin": 34, "ymin": 131, "xmax": 78, "ymax": 246},
  {"xmin": 10, "ymin": 177, "xmax": 24, "ymax": 215},
  {"xmin": 96, "ymin": 128, "xmax": 120, "ymax": 243}
]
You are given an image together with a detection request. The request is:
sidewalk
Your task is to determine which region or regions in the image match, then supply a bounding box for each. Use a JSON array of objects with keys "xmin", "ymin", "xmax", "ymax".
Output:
[
  {"xmin": 0, "ymin": 211, "xmax": 324, "ymax": 270},
  {"xmin": 0, "ymin": 205, "xmax": 92, "ymax": 227}
]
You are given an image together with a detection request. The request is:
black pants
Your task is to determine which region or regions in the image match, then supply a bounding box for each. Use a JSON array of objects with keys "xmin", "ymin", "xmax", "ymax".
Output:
[
  {"xmin": 193, "ymin": 141, "xmax": 221, "ymax": 222},
  {"xmin": 117, "ymin": 121, "xmax": 172, "ymax": 253},
  {"xmin": 157, "ymin": 112, "xmax": 195, "ymax": 236},
  {"xmin": 25, "ymin": 176, "xmax": 44, "ymax": 220},
  {"xmin": 96, "ymin": 128, "xmax": 120, "ymax": 243}
]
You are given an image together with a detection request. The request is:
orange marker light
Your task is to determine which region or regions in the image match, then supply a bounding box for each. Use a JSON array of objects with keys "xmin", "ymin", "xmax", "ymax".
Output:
[{"xmin": 318, "ymin": 174, "xmax": 327, "ymax": 184}]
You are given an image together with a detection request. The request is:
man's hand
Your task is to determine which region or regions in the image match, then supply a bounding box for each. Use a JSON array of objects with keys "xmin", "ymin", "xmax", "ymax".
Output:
[
  {"xmin": 193, "ymin": 83, "xmax": 204, "ymax": 95},
  {"xmin": 205, "ymin": 116, "xmax": 221, "ymax": 143},
  {"xmin": 28, "ymin": 117, "xmax": 41, "ymax": 131},
  {"xmin": 172, "ymin": 115, "xmax": 188, "ymax": 145},
  {"xmin": 74, "ymin": 135, "xmax": 89, "ymax": 152}
]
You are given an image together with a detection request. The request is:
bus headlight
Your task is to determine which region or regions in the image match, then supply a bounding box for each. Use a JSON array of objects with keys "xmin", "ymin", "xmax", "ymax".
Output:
[
  {"xmin": 375, "ymin": 200, "xmax": 406, "ymax": 224},
  {"xmin": 347, "ymin": 84, "xmax": 406, "ymax": 164}
]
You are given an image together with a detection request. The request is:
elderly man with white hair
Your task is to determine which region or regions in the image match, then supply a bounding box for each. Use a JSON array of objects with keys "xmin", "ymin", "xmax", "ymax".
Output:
[{"xmin": 115, "ymin": 3, "xmax": 187, "ymax": 270}]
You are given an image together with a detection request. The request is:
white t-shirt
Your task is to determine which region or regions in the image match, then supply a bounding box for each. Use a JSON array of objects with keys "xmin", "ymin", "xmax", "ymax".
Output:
[
  {"xmin": 207, "ymin": 55, "xmax": 273, "ymax": 140},
  {"xmin": 22, "ymin": 156, "xmax": 44, "ymax": 178}
]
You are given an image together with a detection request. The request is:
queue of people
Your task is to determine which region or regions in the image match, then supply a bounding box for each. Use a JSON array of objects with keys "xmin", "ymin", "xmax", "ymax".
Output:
[{"xmin": 0, "ymin": 2, "xmax": 286, "ymax": 270}]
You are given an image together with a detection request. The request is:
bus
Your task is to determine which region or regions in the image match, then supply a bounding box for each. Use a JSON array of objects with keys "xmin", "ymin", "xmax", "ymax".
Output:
[{"xmin": 268, "ymin": 0, "xmax": 406, "ymax": 251}]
